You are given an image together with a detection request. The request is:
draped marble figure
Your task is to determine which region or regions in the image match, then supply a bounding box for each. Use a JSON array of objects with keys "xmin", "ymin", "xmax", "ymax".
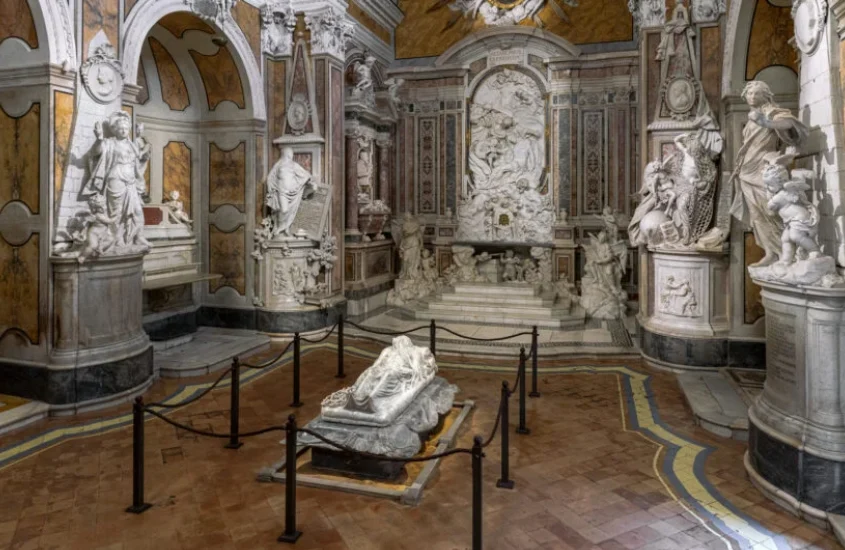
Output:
[
  {"xmin": 266, "ymin": 147, "xmax": 313, "ymax": 237},
  {"xmin": 729, "ymin": 81, "xmax": 808, "ymax": 266},
  {"xmin": 81, "ymin": 111, "xmax": 151, "ymax": 252}
]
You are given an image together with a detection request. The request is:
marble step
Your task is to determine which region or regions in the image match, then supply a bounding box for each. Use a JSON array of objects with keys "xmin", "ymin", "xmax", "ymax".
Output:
[
  {"xmin": 412, "ymin": 307, "xmax": 584, "ymax": 329},
  {"xmin": 426, "ymin": 301, "xmax": 560, "ymax": 318},
  {"xmin": 452, "ymin": 282, "xmax": 540, "ymax": 297},
  {"xmin": 677, "ymin": 370, "xmax": 749, "ymax": 441},
  {"xmin": 438, "ymin": 291, "xmax": 551, "ymax": 307}
]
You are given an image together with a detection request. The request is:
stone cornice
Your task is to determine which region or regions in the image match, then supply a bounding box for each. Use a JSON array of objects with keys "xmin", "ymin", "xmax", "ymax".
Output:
[{"xmin": 0, "ymin": 63, "xmax": 76, "ymax": 90}]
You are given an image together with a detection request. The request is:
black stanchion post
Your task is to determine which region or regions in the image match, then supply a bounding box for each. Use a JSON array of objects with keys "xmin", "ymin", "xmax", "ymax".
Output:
[
  {"xmin": 429, "ymin": 319, "xmax": 436, "ymax": 357},
  {"xmin": 126, "ymin": 396, "xmax": 152, "ymax": 514},
  {"xmin": 225, "ymin": 357, "xmax": 243, "ymax": 449},
  {"xmin": 496, "ymin": 381, "xmax": 514, "ymax": 490},
  {"xmin": 472, "ymin": 435, "xmax": 483, "ymax": 550},
  {"xmin": 336, "ymin": 315, "xmax": 346, "ymax": 379},
  {"xmin": 530, "ymin": 325, "xmax": 540, "ymax": 398},
  {"xmin": 278, "ymin": 415, "xmax": 302, "ymax": 543},
  {"xmin": 517, "ymin": 347, "xmax": 530, "ymax": 435},
  {"xmin": 291, "ymin": 333, "xmax": 303, "ymax": 408}
]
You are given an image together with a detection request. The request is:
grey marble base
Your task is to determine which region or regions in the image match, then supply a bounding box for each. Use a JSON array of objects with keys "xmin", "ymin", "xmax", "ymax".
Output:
[{"xmin": 639, "ymin": 323, "xmax": 765, "ymax": 370}]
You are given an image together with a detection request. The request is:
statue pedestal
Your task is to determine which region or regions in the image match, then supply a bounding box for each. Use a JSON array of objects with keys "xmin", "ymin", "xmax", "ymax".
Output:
[
  {"xmin": 638, "ymin": 248, "xmax": 731, "ymax": 369},
  {"xmin": 344, "ymin": 239, "xmax": 395, "ymax": 316},
  {"xmin": 746, "ymin": 280, "xmax": 845, "ymax": 526}
]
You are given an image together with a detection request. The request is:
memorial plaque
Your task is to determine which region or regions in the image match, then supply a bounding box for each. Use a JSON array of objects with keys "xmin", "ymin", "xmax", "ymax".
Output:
[
  {"xmin": 766, "ymin": 311, "xmax": 798, "ymax": 392},
  {"xmin": 292, "ymin": 183, "xmax": 330, "ymax": 241}
]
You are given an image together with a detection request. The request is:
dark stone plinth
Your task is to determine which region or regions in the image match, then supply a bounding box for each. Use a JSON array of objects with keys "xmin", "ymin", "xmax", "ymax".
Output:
[
  {"xmin": 144, "ymin": 308, "xmax": 198, "ymax": 341},
  {"xmin": 638, "ymin": 323, "xmax": 765, "ymax": 369},
  {"xmin": 749, "ymin": 419, "xmax": 845, "ymax": 513},
  {"xmin": 311, "ymin": 447, "xmax": 407, "ymax": 480}
]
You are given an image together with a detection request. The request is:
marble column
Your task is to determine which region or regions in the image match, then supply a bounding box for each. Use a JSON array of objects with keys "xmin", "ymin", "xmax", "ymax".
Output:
[
  {"xmin": 376, "ymin": 134, "xmax": 391, "ymax": 206},
  {"xmin": 345, "ymin": 129, "xmax": 360, "ymax": 236}
]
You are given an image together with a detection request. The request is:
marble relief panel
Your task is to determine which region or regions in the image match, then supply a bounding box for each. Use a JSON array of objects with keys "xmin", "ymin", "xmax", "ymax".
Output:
[
  {"xmin": 54, "ymin": 92, "xmax": 74, "ymax": 201},
  {"xmin": 418, "ymin": 118, "xmax": 437, "ymax": 213},
  {"xmin": 190, "ymin": 46, "xmax": 246, "ymax": 110},
  {"xmin": 0, "ymin": 234, "xmax": 39, "ymax": 344},
  {"xmin": 0, "ymin": 0, "xmax": 38, "ymax": 48},
  {"xmin": 209, "ymin": 142, "xmax": 246, "ymax": 212},
  {"xmin": 83, "ymin": 0, "xmax": 119, "ymax": 58},
  {"xmin": 366, "ymin": 249, "xmax": 391, "ymax": 278},
  {"xmin": 163, "ymin": 142, "xmax": 192, "ymax": 215},
  {"xmin": 233, "ymin": 2, "xmax": 261, "ymax": 65},
  {"xmin": 581, "ymin": 110, "xmax": 604, "ymax": 214},
  {"xmin": 209, "ymin": 225, "xmax": 246, "ymax": 295},
  {"xmin": 744, "ymin": 232, "xmax": 766, "ymax": 324},
  {"xmin": 330, "ymin": 64, "xmax": 344, "ymax": 291},
  {"xmin": 158, "ymin": 12, "xmax": 214, "ymax": 38},
  {"xmin": 745, "ymin": 0, "xmax": 796, "ymax": 79},
  {"xmin": 149, "ymin": 37, "xmax": 190, "ymax": 111},
  {"xmin": 266, "ymin": 60, "xmax": 286, "ymax": 162},
  {"xmin": 0, "ymin": 103, "xmax": 39, "ymax": 214}
]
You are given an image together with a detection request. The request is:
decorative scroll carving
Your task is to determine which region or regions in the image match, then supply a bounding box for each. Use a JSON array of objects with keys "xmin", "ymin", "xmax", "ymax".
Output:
[{"xmin": 305, "ymin": 8, "xmax": 354, "ymax": 58}]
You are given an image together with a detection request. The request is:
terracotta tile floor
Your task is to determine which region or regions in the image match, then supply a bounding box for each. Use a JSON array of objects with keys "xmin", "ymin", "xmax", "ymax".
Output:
[{"xmin": 0, "ymin": 339, "xmax": 839, "ymax": 550}]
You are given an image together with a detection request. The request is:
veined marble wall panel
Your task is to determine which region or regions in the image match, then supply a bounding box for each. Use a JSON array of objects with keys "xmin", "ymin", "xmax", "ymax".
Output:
[
  {"xmin": 0, "ymin": 102, "xmax": 39, "ymax": 214},
  {"xmin": 158, "ymin": 12, "xmax": 214, "ymax": 38},
  {"xmin": 0, "ymin": 234, "xmax": 39, "ymax": 344},
  {"xmin": 83, "ymin": 0, "xmax": 118, "ymax": 58},
  {"xmin": 744, "ymin": 232, "xmax": 766, "ymax": 324},
  {"xmin": 209, "ymin": 142, "xmax": 246, "ymax": 212},
  {"xmin": 148, "ymin": 37, "xmax": 190, "ymax": 111},
  {"xmin": 54, "ymin": 92, "xmax": 74, "ymax": 203},
  {"xmin": 163, "ymin": 142, "xmax": 192, "ymax": 215},
  {"xmin": 700, "ymin": 25, "xmax": 721, "ymax": 120},
  {"xmin": 571, "ymin": 108, "xmax": 578, "ymax": 214},
  {"xmin": 645, "ymin": 31, "xmax": 661, "ymax": 127},
  {"xmin": 554, "ymin": 109, "xmax": 572, "ymax": 215},
  {"xmin": 125, "ymin": 0, "xmax": 140, "ymax": 16},
  {"xmin": 286, "ymin": 43, "xmax": 312, "ymax": 135},
  {"xmin": 348, "ymin": 1, "xmax": 391, "ymax": 44},
  {"xmin": 233, "ymin": 2, "xmax": 261, "ymax": 66},
  {"xmin": 613, "ymin": 108, "xmax": 628, "ymax": 213},
  {"xmin": 256, "ymin": 135, "xmax": 264, "ymax": 222},
  {"xmin": 330, "ymin": 63, "xmax": 344, "ymax": 291},
  {"xmin": 315, "ymin": 59, "xmax": 326, "ymax": 140},
  {"xmin": 581, "ymin": 110, "xmax": 604, "ymax": 214},
  {"xmin": 0, "ymin": 0, "xmax": 38, "ymax": 48},
  {"xmin": 137, "ymin": 62, "xmax": 150, "ymax": 105},
  {"xmin": 190, "ymin": 46, "xmax": 246, "ymax": 110},
  {"xmin": 745, "ymin": 0, "xmax": 797, "ymax": 80},
  {"xmin": 417, "ymin": 117, "xmax": 437, "ymax": 214},
  {"xmin": 209, "ymin": 225, "xmax": 245, "ymax": 295},
  {"xmin": 445, "ymin": 114, "xmax": 458, "ymax": 214},
  {"xmin": 267, "ymin": 60, "xmax": 286, "ymax": 163},
  {"xmin": 395, "ymin": 0, "xmax": 632, "ymax": 59}
]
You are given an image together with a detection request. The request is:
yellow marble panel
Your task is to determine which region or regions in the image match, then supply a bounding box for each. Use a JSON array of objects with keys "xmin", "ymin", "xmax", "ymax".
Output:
[
  {"xmin": 209, "ymin": 225, "xmax": 245, "ymax": 295},
  {"xmin": 158, "ymin": 12, "xmax": 214, "ymax": 38},
  {"xmin": 149, "ymin": 37, "xmax": 190, "ymax": 111},
  {"xmin": 348, "ymin": 1, "xmax": 391, "ymax": 44},
  {"xmin": 83, "ymin": 0, "xmax": 119, "ymax": 58},
  {"xmin": 125, "ymin": 0, "xmax": 140, "ymax": 16},
  {"xmin": 395, "ymin": 0, "xmax": 633, "ymax": 59},
  {"xmin": 54, "ymin": 91, "xmax": 74, "ymax": 201},
  {"xmin": 163, "ymin": 142, "xmax": 192, "ymax": 215},
  {"xmin": 0, "ymin": 234, "xmax": 40, "ymax": 344},
  {"xmin": 234, "ymin": 1, "xmax": 261, "ymax": 65},
  {"xmin": 0, "ymin": 103, "xmax": 40, "ymax": 214},
  {"xmin": 209, "ymin": 142, "xmax": 246, "ymax": 212},
  {"xmin": 745, "ymin": 0, "xmax": 797, "ymax": 80},
  {"xmin": 744, "ymin": 232, "xmax": 765, "ymax": 325},
  {"xmin": 267, "ymin": 60, "xmax": 286, "ymax": 157},
  {"xmin": 190, "ymin": 45, "xmax": 246, "ymax": 110},
  {"xmin": 0, "ymin": 0, "xmax": 38, "ymax": 48}
]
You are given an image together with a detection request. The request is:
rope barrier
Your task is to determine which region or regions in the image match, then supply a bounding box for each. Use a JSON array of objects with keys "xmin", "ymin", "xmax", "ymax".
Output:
[
  {"xmin": 301, "ymin": 323, "xmax": 339, "ymax": 344},
  {"xmin": 437, "ymin": 326, "xmax": 533, "ymax": 342},
  {"xmin": 508, "ymin": 361, "xmax": 522, "ymax": 396},
  {"xmin": 240, "ymin": 340, "xmax": 293, "ymax": 369},
  {"xmin": 296, "ymin": 427, "xmax": 473, "ymax": 462},
  {"xmin": 145, "ymin": 367, "xmax": 233, "ymax": 409},
  {"xmin": 481, "ymin": 397, "xmax": 505, "ymax": 448},
  {"xmin": 143, "ymin": 407, "xmax": 286, "ymax": 438},
  {"xmin": 346, "ymin": 319, "xmax": 430, "ymax": 336}
]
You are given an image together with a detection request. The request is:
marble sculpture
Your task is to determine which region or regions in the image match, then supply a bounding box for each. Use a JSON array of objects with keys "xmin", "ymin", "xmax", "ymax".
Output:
[
  {"xmin": 580, "ymin": 230, "xmax": 628, "ymax": 319},
  {"xmin": 387, "ymin": 214, "xmax": 436, "ymax": 305},
  {"xmin": 260, "ymin": 0, "xmax": 296, "ymax": 57},
  {"xmin": 729, "ymin": 80, "xmax": 808, "ymax": 267},
  {"xmin": 298, "ymin": 336, "xmax": 459, "ymax": 458},
  {"xmin": 351, "ymin": 55, "xmax": 376, "ymax": 107},
  {"xmin": 164, "ymin": 190, "xmax": 192, "ymax": 228},
  {"xmin": 266, "ymin": 146, "xmax": 315, "ymax": 238},
  {"xmin": 435, "ymin": 0, "xmax": 577, "ymax": 28}
]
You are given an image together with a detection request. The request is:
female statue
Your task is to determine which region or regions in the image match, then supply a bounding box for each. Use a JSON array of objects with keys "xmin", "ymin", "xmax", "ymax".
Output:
[{"xmin": 266, "ymin": 146, "xmax": 313, "ymax": 237}]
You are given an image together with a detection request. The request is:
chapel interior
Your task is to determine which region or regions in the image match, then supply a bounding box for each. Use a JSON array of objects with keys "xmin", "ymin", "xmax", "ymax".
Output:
[{"xmin": 2, "ymin": 0, "xmax": 845, "ymax": 548}]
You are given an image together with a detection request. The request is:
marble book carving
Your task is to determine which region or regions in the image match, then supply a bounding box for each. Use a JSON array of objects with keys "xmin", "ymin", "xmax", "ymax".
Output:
[
  {"xmin": 457, "ymin": 69, "xmax": 554, "ymax": 244},
  {"xmin": 298, "ymin": 336, "xmax": 459, "ymax": 458}
]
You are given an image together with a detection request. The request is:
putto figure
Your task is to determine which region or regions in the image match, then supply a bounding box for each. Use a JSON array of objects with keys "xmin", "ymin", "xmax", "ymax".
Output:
[
  {"xmin": 80, "ymin": 110, "xmax": 151, "ymax": 252},
  {"xmin": 729, "ymin": 80, "xmax": 808, "ymax": 267},
  {"xmin": 266, "ymin": 146, "xmax": 314, "ymax": 237},
  {"xmin": 763, "ymin": 164, "xmax": 820, "ymax": 264}
]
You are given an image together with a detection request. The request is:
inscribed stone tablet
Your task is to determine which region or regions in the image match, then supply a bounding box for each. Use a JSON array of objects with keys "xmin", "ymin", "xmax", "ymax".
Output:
[{"xmin": 292, "ymin": 183, "xmax": 330, "ymax": 241}]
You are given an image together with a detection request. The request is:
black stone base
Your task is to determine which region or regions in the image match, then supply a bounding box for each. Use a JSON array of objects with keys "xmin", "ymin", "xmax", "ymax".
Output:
[
  {"xmin": 638, "ymin": 323, "xmax": 765, "ymax": 369},
  {"xmin": 256, "ymin": 302, "xmax": 347, "ymax": 333},
  {"xmin": 748, "ymin": 419, "xmax": 845, "ymax": 514},
  {"xmin": 311, "ymin": 447, "xmax": 407, "ymax": 481},
  {"xmin": 345, "ymin": 280, "xmax": 394, "ymax": 301},
  {"xmin": 143, "ymin": 308, "xmax": 199, "ymax": 341},
  {"xmin": 0, "ymin": 346, "xmax": 154, "ymax": 405}
]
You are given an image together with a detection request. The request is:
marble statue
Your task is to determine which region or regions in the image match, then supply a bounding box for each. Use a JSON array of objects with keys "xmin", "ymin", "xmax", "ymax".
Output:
[
  {"xmin": 387, "ymin": 215, "xmax": 436, "ymax": 306},
  {"xmin": 356, "ymin": 146, "xmax": 373, "ymax": 201},
  {"xmin": 260, "ymin": 0, "xmax": 296, "ymax": 57},
  {"xmin": 75, "ymin": 195, "xmax": 117, "ymax": 264},
  {"xmin": 305, "ymin": 234, "xmax": 337, "ymax": 296},
  {"xmin": 747, "ymin": 164, "xmax": 844, "ymax": 287},
  {"xmin": 729, "ymin": 81, "xmax": 809, "ymax": 267},
  {"xmin": 554, "ymin": 275, "xmax": 576, "ymax": 310},
  {"xmin": 434, "ymin": 0, "xmax": 577, "ymax": 28},
  {"xmin": 629, "ymin": 124, "xmax": 720, "ymax": 249},
  {"xmin": 443, "ymin": 245, "xmax": 489, "ymax": 286},
  {"xmin": 385, "ymin": 77, "xmax": 404, "ymax": 110},
  {"xmin": 266, "ymin": 146, "xmax": 314, "ymax": 238},
  {"xmin": 164, "ymin": 190, "xmax": 192, "ymax": 228},
  {"xmin": 580, "ymin": 231, "xmax": 628, "ymax": 319},
  {"xmin": 601, "ymin": 206, "xmax": 620, "ymax": 243},
  {"xmin": 79, "ymin": 110, "xmax": 151, "ymax": 256},
  {"xmin": 298, "ymin": 336, "xmax": 458, "ymax": 460},
  {"xmin": 659, "ymin": 276, "xmax": 698, "ymax": 316},
  {"xmin": 396, "ymin": 214, "xmax": 423, "ymax": 280},
  {"xmin": 458, "ymin": 69, "xmax": 554, "ymax": 243},
  {"xmin": 351, "ymin": 55, "xmax": 376, "ymax": 107},
  {"xmin": 501, "ymin": 250, "xmax": 520, "ymax": 282}
]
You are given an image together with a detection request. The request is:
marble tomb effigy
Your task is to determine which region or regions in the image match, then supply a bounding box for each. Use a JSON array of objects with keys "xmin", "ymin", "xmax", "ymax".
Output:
[{"xmin": 297, "ymin": 336, "xmax": 459, "ymax": 480}]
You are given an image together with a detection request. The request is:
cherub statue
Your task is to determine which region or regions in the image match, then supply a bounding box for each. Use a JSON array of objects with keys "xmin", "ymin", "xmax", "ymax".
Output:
[
  {"xmin": 501, "ymin": 250, "xmax": 520, "ymax": 282},
  {"xmin": 763, "ymin": 164, "xmax": 821, "ymax": 264},
  {"xmin": 600, "ymin": 205, "xmax": 619, "ymax": 243},
  {"xmin": 77, "ymin": 195, "xmax": 117, "ymax": 264},
  {"xmin": 164, "ymin": 190, "xmax": 192, "ymax": 228},
  {"xmin": 421, "ymin": 249, "xmax": 439, "ymax": 288}
]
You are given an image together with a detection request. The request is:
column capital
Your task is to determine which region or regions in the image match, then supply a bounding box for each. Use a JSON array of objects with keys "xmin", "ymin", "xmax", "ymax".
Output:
[{"xmin": 303, "ymin": 4, "xmax": 354, "ymax": 60}]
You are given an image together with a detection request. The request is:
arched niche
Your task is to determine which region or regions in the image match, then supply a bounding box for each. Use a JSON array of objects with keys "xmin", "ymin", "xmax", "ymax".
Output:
[
  {"xmin": 434, "ymin": 26, "xmax": 581, "ymax": 68},
  {"xmin": 0, "ymin": 0, "xmax": 76, "ymax": 70}
]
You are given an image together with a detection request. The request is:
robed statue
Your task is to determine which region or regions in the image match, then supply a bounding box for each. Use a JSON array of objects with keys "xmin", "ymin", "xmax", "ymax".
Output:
[{"xmin": 266, "ymin": 146, "xmax": 314, "ymax": 237}]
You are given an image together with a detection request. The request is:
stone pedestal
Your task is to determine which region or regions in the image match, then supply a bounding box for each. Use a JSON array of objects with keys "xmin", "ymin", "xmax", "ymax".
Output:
[
  {"xmin": 344, "ymin": 239, "xmax": 395, "ymax": 316},
  {"xmin": 639, "ymin": 249, "xmax": 733, "ymax": 369},
  {"xmin": 746, "ymin": 281, "xmax": 845, "ymax": 525},
  {"xmin": 46, "ymin": 254, "xmax": 153, "ymax": 409}
]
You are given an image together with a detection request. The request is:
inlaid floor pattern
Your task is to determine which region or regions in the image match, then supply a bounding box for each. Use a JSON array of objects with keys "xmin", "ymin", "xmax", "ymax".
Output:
[{"xmin": 0, "ymin": 341, "xmax": 838, "ymax": 550}]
